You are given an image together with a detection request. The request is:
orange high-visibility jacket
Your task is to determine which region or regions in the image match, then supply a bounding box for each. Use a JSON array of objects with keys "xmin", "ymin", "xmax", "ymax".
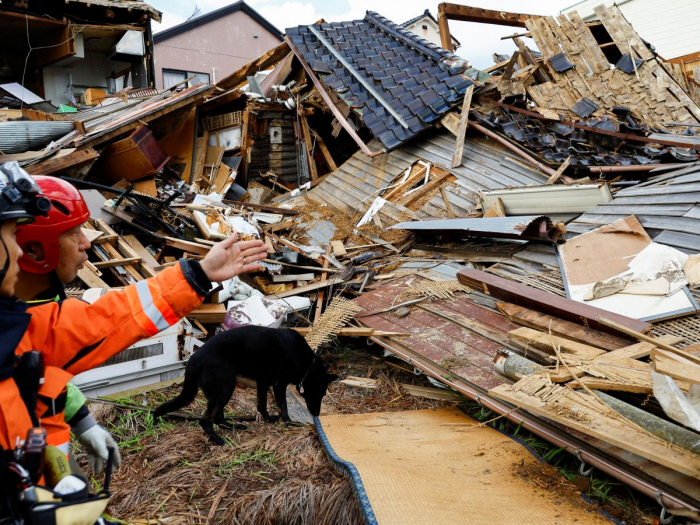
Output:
[{"xmin": 0, "ymin": 261, "xmax": 207, "ymax": 452}]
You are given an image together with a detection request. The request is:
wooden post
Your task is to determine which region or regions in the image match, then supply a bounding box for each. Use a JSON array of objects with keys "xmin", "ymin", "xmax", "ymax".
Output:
[
  {"xmin": 437, "ymin": 3, "xmax": 455, "ymax": 52},
  {"xmin": 299, "ymin": 108, "xmax": 319, "ymax": 181},
  {"xmin": 313, "ymin": 245, "xmax": 333, "ymax": 325},
  {"xmin": 451, "ymin": 84, "xmax": 474, "ymax": 168}
]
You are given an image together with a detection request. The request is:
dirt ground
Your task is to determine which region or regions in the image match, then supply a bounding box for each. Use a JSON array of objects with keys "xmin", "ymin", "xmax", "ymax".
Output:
[{"xmin": 76, "ymin": 338, "xmax": 660, "ymax": 525}]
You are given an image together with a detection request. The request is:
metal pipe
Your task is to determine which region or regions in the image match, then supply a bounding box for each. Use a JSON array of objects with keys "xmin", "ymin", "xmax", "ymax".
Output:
[
  {"xmin": 589, "ymin": 163, "xmax": 687, "ymax": 174},
  {"xmin": 368, "ymin": 334, "xmax": 700, "ymax": 520},
  {"xmin": 469, "ymin": 120, "xmax": 557, "ymax": 178}
]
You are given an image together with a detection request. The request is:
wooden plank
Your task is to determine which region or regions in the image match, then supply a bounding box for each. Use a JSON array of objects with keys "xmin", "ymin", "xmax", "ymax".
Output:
[
  {"xmin": 598, "ymin": 317, "xmax": 700, "ymax": 366},
  {"xmin": 25, "ymin": 148, "xmax": 98, "ymax": 175},
  {"xmin": 457, "ymin": 268, "xmax": 652, "ymax": 336},
  {"xmin": 77, "ymin": 267, "xmax": 110, "ymax": 289},
  {"xmin": 490, "ymin": 382, "xmax": 700, "ymax": 480},
  {"xmin": 545, "ymin": 156, "xmax": 571, "ymax": 185},
  {"xmin": 187, "ymin": 303, "xmax": 227, "ymax": 324},
  {"xmin": 384, "ymin": 164, "xmax": 428, "ymax": 201},
  {"xmin": 508, "ymin": 327, "xmax": 607, "ymax": 359},
  {"xmin": 653, "ymin": 348, "xmax": 700, "ymax": 385},
  {"xmin": 292, "ymin": 327, "xmax": 408, "ymax": 337},
  {"xmin": 548, "ymin": 342, "xmax": 654, "ymax": 382},
  {"xmin": 93, "ymin": 256, "xmax": 141, "ymax": 269},
  {"xmin": 261, "ymin": 219, "xmax": 295, "ymax": 233},
  {"xmin": 165, "ymin": 237, "xmax": 211, "ymax": 256},
  {"xmin": 441, "ymin": 3, "xmax": 541, "ymax": 28},
  {"xmin": 310, "ymin": 129, "xmax": 338, "ymax": 171},
  {"xmin": 451, "ymin": 84, "xmax": 474, "ymax": 168},
  {"xmin": 395, "ymin": 168, "xmax": 455, "ymax": 208},
  {"xmin": 439, "ymin": 186, "xmax": 455, "ymax": 218},
  {"xmin": 313, "ymin": 245, "xmax": 332, "ymax": 325},
  {"xmin": 216, "ymin": 41, "xmax": 290, "ymax": 91},
  {"xmin": 330, "ymin": 240, "xmax": 347, "ymax": 257},
  {"xmin": 122, "ymin": 234, "xmax": 160, "ymax": 269},
  {"xmin": 496, "ymin": 302, "xmax": 633, "ymax": 351},
  {"xmin": 269, "ymin": 277, "xmax": 344, "ymax": 299}
]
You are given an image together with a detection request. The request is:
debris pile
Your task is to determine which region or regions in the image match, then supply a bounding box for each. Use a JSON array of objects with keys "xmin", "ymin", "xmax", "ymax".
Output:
[{"xmin": 3, "ymin": 0, "xmax": 700, "ymax": 521}]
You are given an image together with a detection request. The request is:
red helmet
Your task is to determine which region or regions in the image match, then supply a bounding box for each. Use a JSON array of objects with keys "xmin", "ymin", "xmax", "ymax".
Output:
[{"xmin": 16, "ymin": 176, "xmax": 90, "ymax": 274}]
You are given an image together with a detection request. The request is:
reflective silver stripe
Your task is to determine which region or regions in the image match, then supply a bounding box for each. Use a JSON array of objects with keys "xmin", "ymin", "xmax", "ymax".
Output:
[
  {"xmin": 56, "ymin": 441, "xmax": 70, "ymax": 456},
  {"xmin": 135, "ymin": 280, "xmax": 170, "ymax": 332}
]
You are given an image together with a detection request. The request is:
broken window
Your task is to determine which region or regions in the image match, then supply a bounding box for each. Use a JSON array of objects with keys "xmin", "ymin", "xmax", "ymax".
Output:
[{"xmin": 163, "ymin": 69, "xmax": 210, "ymax": 90}]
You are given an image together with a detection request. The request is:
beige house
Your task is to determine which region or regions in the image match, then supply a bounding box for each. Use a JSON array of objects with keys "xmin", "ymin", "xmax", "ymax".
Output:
[
  {"xmin": 153, "ymin": 0, "xmax": 282, "ymax": 90},
  {"xmin": 401, "ymin": 10, "xmax": 460, "ymax": 51}
]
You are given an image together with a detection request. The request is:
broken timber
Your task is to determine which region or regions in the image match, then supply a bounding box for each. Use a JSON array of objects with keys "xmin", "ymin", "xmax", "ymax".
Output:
[{"xmin": 457, "ymin": 268, "xmax": 652, "ymax": 337}]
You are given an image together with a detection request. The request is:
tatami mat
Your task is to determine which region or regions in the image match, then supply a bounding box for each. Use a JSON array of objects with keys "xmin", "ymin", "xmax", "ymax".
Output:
[{"xmin": 317, "ymin": 407, "xmax": 611, "ymax": 525}]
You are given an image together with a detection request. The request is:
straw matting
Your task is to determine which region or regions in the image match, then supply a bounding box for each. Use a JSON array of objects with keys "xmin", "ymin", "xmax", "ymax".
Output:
[{"xmin": 318, "ymin": 407, "xmax": 611, "ymax": 525}]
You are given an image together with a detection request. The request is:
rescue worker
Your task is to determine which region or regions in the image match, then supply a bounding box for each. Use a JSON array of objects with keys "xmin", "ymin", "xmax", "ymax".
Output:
[
  {"xmin": 0, "ymin": 161, "xmax": 268, "ymax": 468},
  {"xmin": 14, "ymin": 176, "xmax": 118, "ymax": 475}
]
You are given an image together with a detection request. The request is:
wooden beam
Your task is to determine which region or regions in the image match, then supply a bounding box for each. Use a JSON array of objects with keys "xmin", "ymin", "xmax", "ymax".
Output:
[
  {"xmin": 439, "ymin": 186, "xmax": 455, "ymax": 218},
  {"xmin": 451, "ymin": 84, "xmax": 474, "ymax": 168},
  {"xmin": 383, "ymin": 164, "xmax": 428, "ymax": 201},
  {"xmin": 457, "ymin": 268, "xmax": 652, "ymax": 336},
  {"xmin": 292, "ymin": 327, "xmax": 408, "ymax": 337},
  {"xmin": 25, "ymin": 148, "xmax": 98, "ymax": 176},
  {"xmin": 508, "ymin": 327, "xmax": 607, "ymax": 359},
  {"xmin": 187, "ymin": 304, "xmax": 227, "ymax": 324},
  {"xmin": 545, "ymin": 156, "xmax": 571, "ymax": 185},
  {"xmin": 285, "ymin": 36, "xmax": 377, "ymax": 157},
  {"xmin": 497, "ymin": 302, "xmax": 633, "ymax": 351},
  {"xmin": 313, "ymin": 244, "xmax": 332, "ymax": 325},
  {"xmin": 222, "ymin": 200, "xmax": 299, "ymax": 216},
  {"xmin": 164, "ymin": 237, "xmax": 211, "ymax": 256},
  {"xmin": 216, "ymin": 41, "xmax": 290, "ymax": 91},
  {"xmin": 490, "ymin": 382, "xmax": 700, "ymax": 481},
  {"xmin": 310, "ymin": 129, "xmax": 338, "ymax": 171},
  {"xmin": 395, "ymin": 168, "xmax": 455, "ymax": 208},
  {"xmin": 299, "ymin": 110, "xmax": 318, "ymax": 181},
  {"xmin": 93, "ymin": 257, "xmax": 141, "ymax": 269},
  {"xmin": 599, "ymin": 317, "xmax": 700, "ymax": 367},
  {"xmin": 437, "ymin": 3, "xmax": 455, "ymax": 52},
  {"xmin": 440, "ymin": 3, "xmax": 542, "ymax": 28},
  {"xmin": 653, "ymin": 349, "xmax": 700, "ymax": 385},
  {"xmin": 267, "ymin": 277, "xmax": 344, "ymax": 299}
]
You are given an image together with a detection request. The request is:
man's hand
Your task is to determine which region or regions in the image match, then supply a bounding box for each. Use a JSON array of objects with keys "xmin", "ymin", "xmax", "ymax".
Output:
[{"xmin": 199, "ymin": 233, "xmax": 268, "ymax": 282}]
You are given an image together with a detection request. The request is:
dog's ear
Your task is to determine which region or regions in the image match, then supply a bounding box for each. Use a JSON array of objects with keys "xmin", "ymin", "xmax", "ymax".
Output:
[
  {"xmin": 326, "ymin": 373, "xmax": 339, "ymax": 383},
  {"xmin": 323, "ymin": 363, "xmax": 330, "ymax": 371}
]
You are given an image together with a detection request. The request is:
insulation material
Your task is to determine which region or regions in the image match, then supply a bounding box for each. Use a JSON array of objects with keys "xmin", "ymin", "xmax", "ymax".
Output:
[
  {"xmin": 558, "ymin": 217, "xmax": 697, "ymax": 321},
  {"xmin": 317, "ymin": 407, "xmax": 611, "ymax": 525}
]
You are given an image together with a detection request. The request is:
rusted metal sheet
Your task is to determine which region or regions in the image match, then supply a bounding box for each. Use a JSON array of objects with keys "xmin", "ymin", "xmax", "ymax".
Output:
[
  {"xmin": 392, "ymin": 215, "xmax": 561, "ymax": 242},
  {"xmin": 353, "ymin": 276, "xmax": 518, "ymax": 391}
]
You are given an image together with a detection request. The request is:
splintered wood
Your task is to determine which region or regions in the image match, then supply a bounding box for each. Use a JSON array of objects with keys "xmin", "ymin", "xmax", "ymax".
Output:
[
  {"xmin": 491, "ymin": 376, "xmax": 700, "ymax": 480},
  {"xmin": 304, "ymin": 296, "xmax": 363, "ymax": 351},
  {"xmin": 520, "ymin": 5, "xmax": 700, "ymax": 127},
  {"xmin": 397, "ymin": 280, "xmax": 471, "ymax": 303}
]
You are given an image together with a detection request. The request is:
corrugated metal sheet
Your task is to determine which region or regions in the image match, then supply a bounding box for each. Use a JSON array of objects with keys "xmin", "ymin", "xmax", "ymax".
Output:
[
  {"xmin": 307, "ymin": 128, "xmax": 548, "ymax": 217},
  {"xmin": 391, "ymin": 215, "xmax": 561, "ymax": 242},
  {"xmin": 568, "ymin": 162, "xmax": 700, "ymax": 253},
  {"xmin": 0, "ymin": 121, "xmax": 76, "ymax": 154}
]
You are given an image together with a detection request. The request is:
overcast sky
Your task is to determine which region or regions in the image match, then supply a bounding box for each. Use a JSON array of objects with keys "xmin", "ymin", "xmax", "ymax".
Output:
[{"xmin": 147, "ymin": 0, "xmax": 578, "ymax": 69}]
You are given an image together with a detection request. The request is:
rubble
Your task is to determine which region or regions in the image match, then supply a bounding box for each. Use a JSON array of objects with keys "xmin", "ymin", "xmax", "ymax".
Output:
[{"xmin": 4, "ymin": 0, "xmax": 700, "ymax": 521}]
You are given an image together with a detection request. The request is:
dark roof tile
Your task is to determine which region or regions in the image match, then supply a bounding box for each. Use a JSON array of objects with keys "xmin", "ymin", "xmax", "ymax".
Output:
[{"xmin": 291, "ymin": 11, "xmax": 469, "ymax": 150}]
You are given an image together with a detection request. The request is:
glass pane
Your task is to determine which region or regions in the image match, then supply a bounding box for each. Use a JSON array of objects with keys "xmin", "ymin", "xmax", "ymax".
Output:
[
  {"xmin": 163, "ymin": 70, "xmax": 186, "ymax": 90},
  {"xmin": 187, "ymin": 72, "xmax": 210, "ymax": 85}
]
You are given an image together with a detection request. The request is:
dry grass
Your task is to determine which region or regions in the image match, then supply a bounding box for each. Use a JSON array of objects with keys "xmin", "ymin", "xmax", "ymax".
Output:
[{"xmin": 77, "ymin": 344, "xmax": 453, "ymax": 524}]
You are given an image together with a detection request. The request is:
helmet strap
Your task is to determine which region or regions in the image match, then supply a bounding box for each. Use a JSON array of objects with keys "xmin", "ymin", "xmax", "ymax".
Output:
[{"xmin": 0, "ymin": 234, "xmax": 10, "ymax": 287}]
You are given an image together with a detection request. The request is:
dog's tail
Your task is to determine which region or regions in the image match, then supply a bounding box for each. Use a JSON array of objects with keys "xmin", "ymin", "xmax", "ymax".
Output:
[{"xmin": 152, "ymin": 371, "xmax": 199, "ymax": 417}]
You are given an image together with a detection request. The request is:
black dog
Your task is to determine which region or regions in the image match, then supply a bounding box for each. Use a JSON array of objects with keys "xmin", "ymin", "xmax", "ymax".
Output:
[{"xmin": 153, "ymin": 325, "xmax": 337, "ymax": 445}]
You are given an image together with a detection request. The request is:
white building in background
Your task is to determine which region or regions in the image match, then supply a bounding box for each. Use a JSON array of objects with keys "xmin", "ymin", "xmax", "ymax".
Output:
[
  {"xmin": 561, "ymin": 0, "xmax": 700, "ymax": 62},
  {"xmin": 400, "ymin": 10, "xmax": 461, "ymax": 52}
]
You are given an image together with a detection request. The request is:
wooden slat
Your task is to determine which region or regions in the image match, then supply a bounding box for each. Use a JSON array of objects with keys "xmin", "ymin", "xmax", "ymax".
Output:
[
  {"xmin": 457, "ymin": 268, "xmax": 652, "ymax": 336},
  {"xmin": 497, "ymin": 302, "xmax": 634, "ymax": 351},
  {"xmin": 491, "ymin": 382, "xmax": 700, "ymax": 480},
  {"xmin": 451, "ymin": 85, "xmax": 474, "ymax": 168}
]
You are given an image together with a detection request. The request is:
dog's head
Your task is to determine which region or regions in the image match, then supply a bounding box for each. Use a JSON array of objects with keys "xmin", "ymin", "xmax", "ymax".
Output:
[{"xmin": 297, "ymin": 363, "xmax": 337, "ymax": 417}]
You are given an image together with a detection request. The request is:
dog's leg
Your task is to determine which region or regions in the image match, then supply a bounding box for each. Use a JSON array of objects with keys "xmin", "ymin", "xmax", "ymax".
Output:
[
  {"xmin": 272, "ymin": 383, "xmax": 291, "ymax": 423},
  {"xmin": 256, "ymin": 382, "xmax": 278, "ymax": 422},
  {"xmin": 200, "ymin": 372, "xmax": 241, "ymax": 444}
]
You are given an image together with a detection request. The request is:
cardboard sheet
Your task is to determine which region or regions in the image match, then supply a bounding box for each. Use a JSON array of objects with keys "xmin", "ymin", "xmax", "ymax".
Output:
[{"xmin": 559, "ymin": 216, "xmax": 697, "ymax": 321}]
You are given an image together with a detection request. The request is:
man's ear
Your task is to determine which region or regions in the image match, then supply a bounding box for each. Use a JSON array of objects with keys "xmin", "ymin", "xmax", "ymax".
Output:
[{"xmin": 21, "ymin": 241, "xmax": 45, "ymax": 262}]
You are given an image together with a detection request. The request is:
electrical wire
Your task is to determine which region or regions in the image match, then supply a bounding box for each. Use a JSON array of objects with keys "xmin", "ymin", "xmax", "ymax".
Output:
[{"xmin": 20, "ymin": 14, "xmax": 87, "ymax": 109}]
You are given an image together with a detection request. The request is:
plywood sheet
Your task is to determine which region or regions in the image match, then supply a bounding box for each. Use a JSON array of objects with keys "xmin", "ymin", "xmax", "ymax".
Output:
[{"xmin": 318, "ymin": 407, "xmax": 611, "ymax": 525}]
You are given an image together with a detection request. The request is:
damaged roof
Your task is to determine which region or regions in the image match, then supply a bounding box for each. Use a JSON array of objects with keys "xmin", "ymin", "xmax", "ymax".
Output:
[
  {"xmin": 64, "ymin": 0, "xmax": 162, "ymax": 22},
  {"xmin": 568, "ymin": 163, "xmax": 700, "ymax": 253},
  {"xmin": 286, "ymin": 12, "xmax": 473, "ymax": 151}
]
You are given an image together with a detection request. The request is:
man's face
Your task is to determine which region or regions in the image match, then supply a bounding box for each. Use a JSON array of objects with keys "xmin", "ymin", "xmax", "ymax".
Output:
[
  {"xmin": 0, "ymin": 219, "xmax": 22, "ymax": 297},
  {"xmin": 55, "ymin": 226, "xmax": 90, "ymax": 283}
]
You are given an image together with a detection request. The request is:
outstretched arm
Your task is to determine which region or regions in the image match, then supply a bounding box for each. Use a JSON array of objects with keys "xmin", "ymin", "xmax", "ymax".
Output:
[{"xmin": 24, "ymin": 234, "xmax": 269, "ymax": 374}]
